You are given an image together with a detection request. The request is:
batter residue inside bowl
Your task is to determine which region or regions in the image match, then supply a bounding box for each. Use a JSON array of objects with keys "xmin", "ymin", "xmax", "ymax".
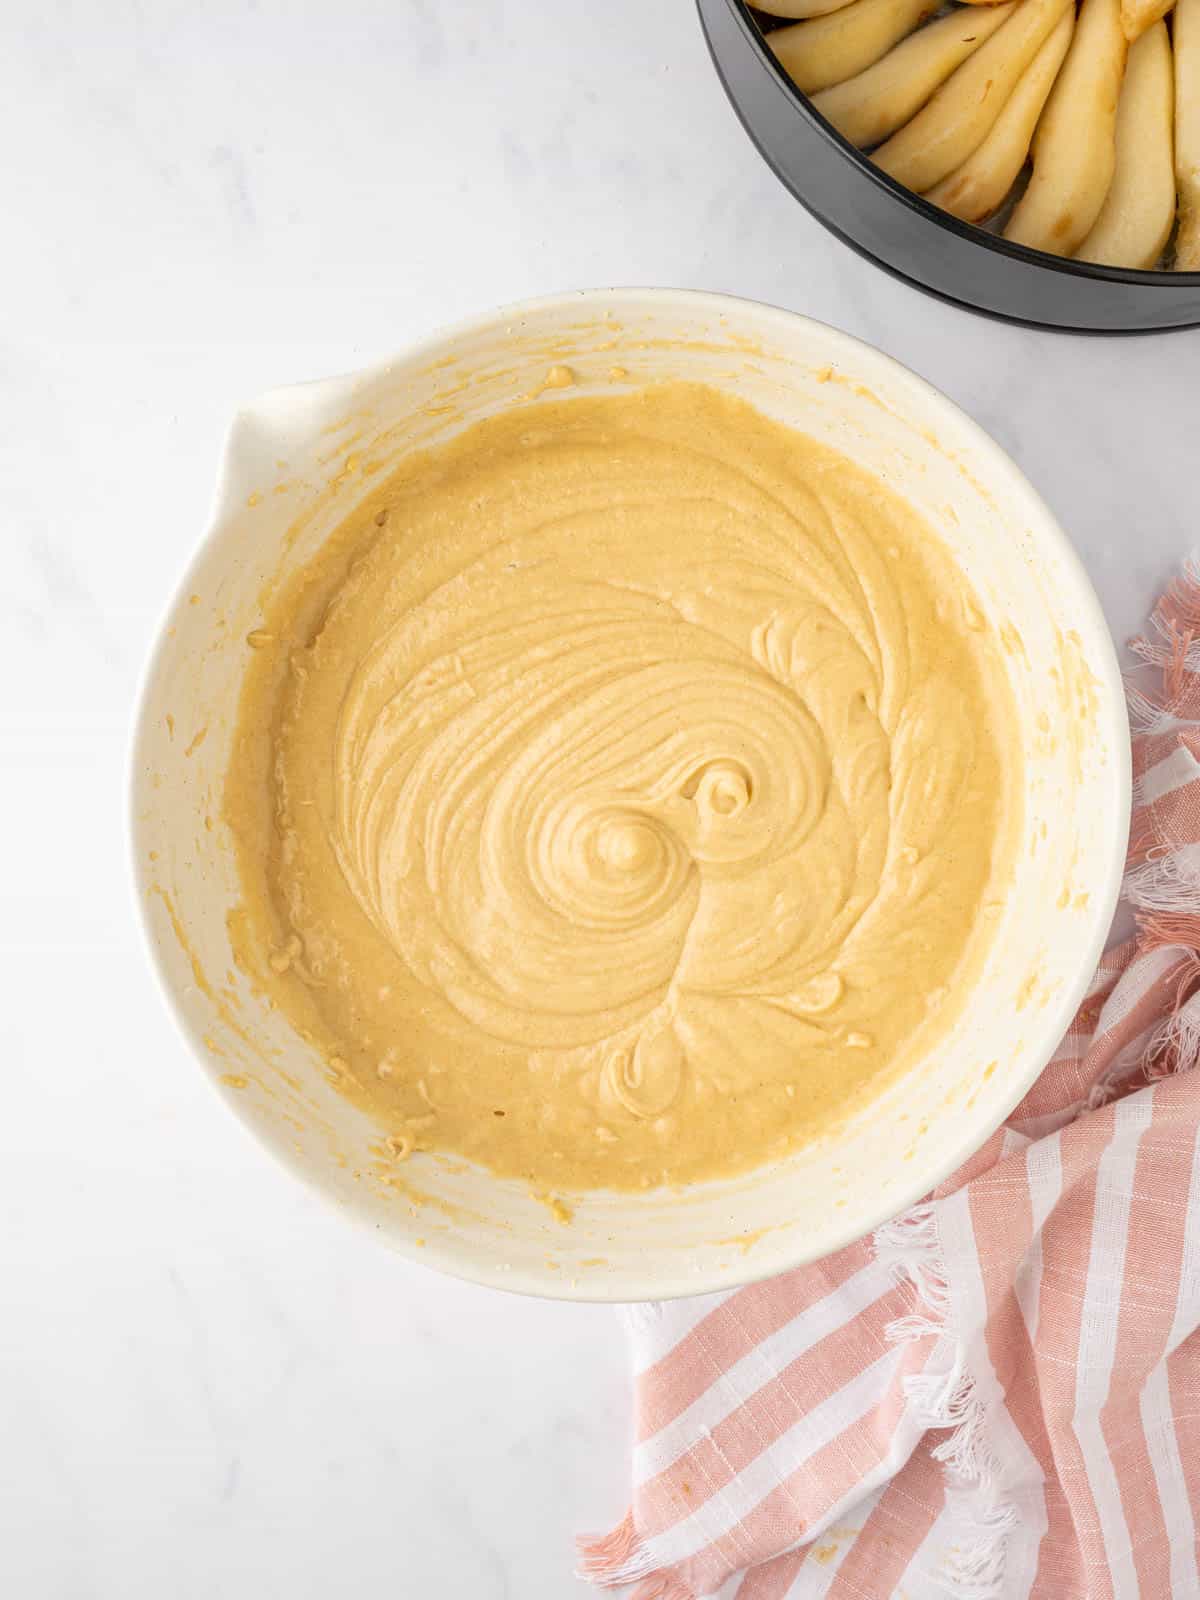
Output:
[{"xmin": 225, "ymin": 381, "xmax": 1020, "ymax": 1192}]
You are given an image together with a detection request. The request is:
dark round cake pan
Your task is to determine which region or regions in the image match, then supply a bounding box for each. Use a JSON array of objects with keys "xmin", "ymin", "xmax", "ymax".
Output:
[{"xmin": 698, "ymin": 0, "xmax": 1200, "ymax": 332}]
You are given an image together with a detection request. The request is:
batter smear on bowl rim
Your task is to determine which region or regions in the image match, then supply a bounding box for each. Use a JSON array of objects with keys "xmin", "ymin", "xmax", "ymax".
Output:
[{"xmin": 225, "ymin": 381, "xmax": 1021, "ymax": 1193}]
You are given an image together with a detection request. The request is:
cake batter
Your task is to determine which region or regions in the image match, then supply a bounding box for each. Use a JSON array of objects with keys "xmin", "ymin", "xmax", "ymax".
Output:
[{"xmin": 225, "ymin": 381, "xmax": 1019, "ymax": 1191}]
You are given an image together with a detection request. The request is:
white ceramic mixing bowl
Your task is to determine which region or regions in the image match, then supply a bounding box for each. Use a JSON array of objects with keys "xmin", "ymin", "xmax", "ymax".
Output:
[{"xmin": 130, "ymin": 289, "xmax": 1129, "ymax": 1301}]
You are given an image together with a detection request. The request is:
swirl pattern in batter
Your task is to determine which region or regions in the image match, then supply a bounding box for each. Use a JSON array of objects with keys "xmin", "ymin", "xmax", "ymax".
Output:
[{"xmin": 226, "ymin": 381, "xmax": 1019, "ymax": 1191}]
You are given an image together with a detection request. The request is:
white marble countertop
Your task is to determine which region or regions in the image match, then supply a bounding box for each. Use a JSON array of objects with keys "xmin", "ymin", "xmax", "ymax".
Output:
[{"xmin": 5, "ymin": 1, "xmax": 1199, "ymax": 1594}]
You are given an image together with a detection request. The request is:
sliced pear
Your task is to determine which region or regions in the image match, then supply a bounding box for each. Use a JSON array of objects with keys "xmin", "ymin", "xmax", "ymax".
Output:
[
  {"xmin": 872, "ymin": 0, "xmax": 1074, "ymax": 192},
  {"xmin": 769, "ymin": 0, "xmax": 941, "ymax": 96},
  {"xmin": 1003, "ymin": 0, "xmax": 1128, "ymax": 255},
  {"xmin": 761, "ymin": 0, "xmax": 1006, "ymax": 17},
  {"xmin": 1077, "ymin": 21, "xmax": 1174, "ymax": 266},
  {"xmin": 1120, "ymin": 0, "xmax": 1175, "ymax": 42},
  {"xmin": 924, "ymin": 10, "xmax": 1074, "ymax": 222},
  {"xmin": 1176, "ymin": 0, "xmax": 1200, "ymax": 268},
  {"xmin": 812, "ymin": 3, "xmax": 1015, "ymax": 148},
  {"xmin": 759, "ymin": 0, "xmax": 868, "ymax": 18}
]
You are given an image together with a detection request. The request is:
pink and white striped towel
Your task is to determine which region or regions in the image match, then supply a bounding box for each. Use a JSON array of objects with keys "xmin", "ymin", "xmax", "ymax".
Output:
[{"xmin": 581, "ymin": 569, "xmax": 1200, "ymax": 1600}]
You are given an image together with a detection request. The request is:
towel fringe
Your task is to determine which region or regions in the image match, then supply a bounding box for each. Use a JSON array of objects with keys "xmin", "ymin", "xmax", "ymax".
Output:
[
  {"xmin": 933, "ymin": 1491, "xmax": 1020, "ymax": 1600},
  {"xmin": 1146, "ymin": 986, "xmax": 1200, "ymax": 1080},
  {"xmin": 1128, "ymin": 617, "xmax": 1200, "ymax": 675},
  {"xmin": 875, "ymin": 1203, "xmax": 950, "ymax": 1317},
  {"xmin": 1125, "ymin": 682, "xmax": 1179, "ymax": 735},
  {"xmin": 875, "ymin": 1207, "xmax": 1011, "ymax": 1600},
  {"xmin": 1160, "ymin": 556, "xmax": 1200, "ymax": 632},
  {"xmin": 1127, "ymin": 562, "xmax": 1200, "ymax": 727},
  {"xmin": 1136, "ymin": 910, "xmax": 1200, "ymax": 956},
  {"xmin": 577, "ymin": 1509, "xmax": 658, "ymax": 1591},
  {"xmin": 1125, "ymin": 850, "xmax": 1200, "ymax": 914},
  {"xmin": 1125, "ymin": 823, "xmax": 1160, "ymax": 868}
]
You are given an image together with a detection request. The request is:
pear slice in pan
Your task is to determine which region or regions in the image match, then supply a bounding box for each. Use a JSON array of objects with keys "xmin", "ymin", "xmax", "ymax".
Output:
[
  {"xmin": 812, "ymin": 2, "xmax": 1015, "ymax": 148},
  {"xmin": 924, "ymin": 9, "xmax": 1074, "ymax": 222},
  {"xmin": 1175, "ymin": 0, "xmax": 1200, "ymax": 268},
  {"xmin": 873, "ymin": 0, "xmax": 1074, "ymax": 192},
  {"xmin": 1119, "ymin": 0, "xmax": 1175, "ymax": 43},
  {"xmin": 769, "ymin": 0, "xmax": 942, "ymax": 97},
  {"xmin": 1076, "ymin": 20, "xmax": 1175, "ymax": 267},
  {"xmin": 1004, "ymin": 0, "xmax": 1128, "ymax": 256}
]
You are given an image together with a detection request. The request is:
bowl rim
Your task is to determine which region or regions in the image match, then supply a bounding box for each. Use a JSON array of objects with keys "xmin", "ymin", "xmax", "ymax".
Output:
[
  {"xmin": 128, "ymin": 285, "xmax": 1131, "ymax": 1301},
  {"xmin": 720, "ymin": 0, "xmax": 1200, "ymax": 292}
]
